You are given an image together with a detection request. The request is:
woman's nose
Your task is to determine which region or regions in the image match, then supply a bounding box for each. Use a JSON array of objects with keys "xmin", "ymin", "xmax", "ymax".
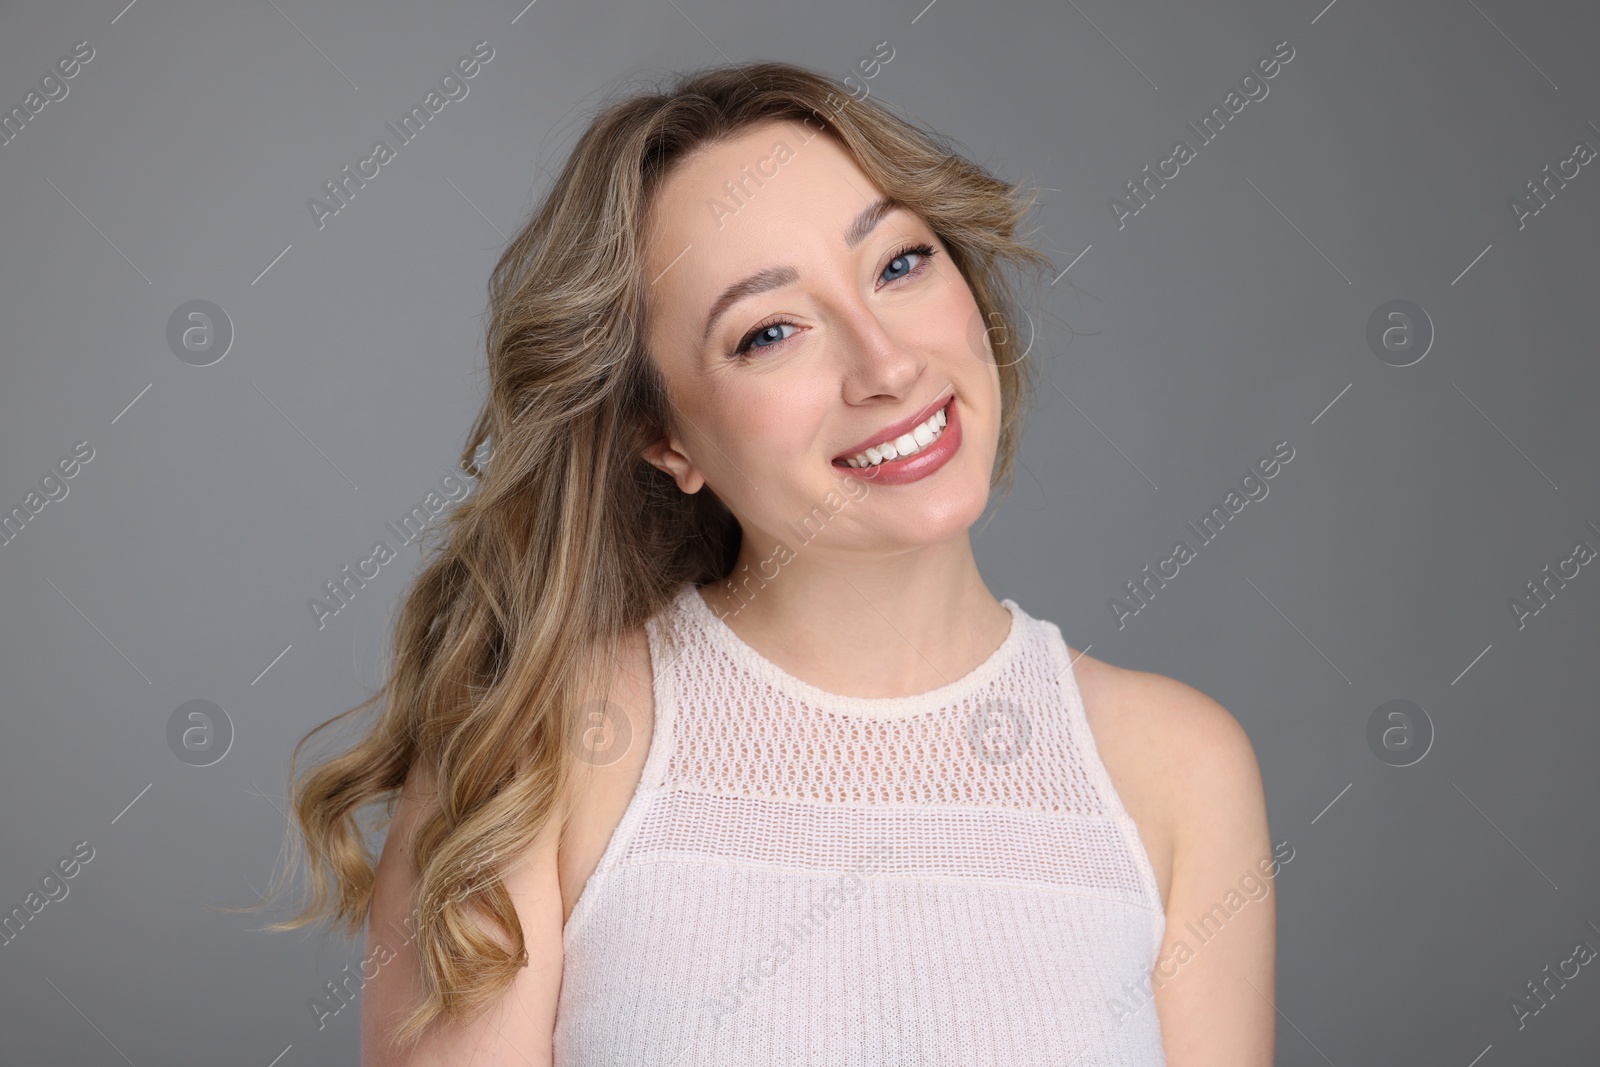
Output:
[{"xmin": 833, "ymin": 301, "xmax": 923, "ymax": 400}]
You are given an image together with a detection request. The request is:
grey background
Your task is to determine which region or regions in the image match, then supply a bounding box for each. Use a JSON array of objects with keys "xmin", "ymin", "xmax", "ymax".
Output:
[{"xmin": 2, "ymin": 0, "xmax": 1597, "ymax": 1063}]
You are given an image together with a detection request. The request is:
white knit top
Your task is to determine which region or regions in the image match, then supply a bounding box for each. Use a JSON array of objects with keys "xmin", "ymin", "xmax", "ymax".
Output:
[{"xmin": 552, "ymin": 584, "xmax": 1167, "ymax": 1066}]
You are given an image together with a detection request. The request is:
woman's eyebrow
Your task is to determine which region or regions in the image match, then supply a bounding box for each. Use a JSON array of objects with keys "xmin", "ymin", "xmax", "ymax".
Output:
[
  {"xmin": 698, "ymin": 197, "xmax": 900, "ymax": 346},
  {"xmin": 844, "ymin": 196, "xmax": 899, "ymax": 249}
]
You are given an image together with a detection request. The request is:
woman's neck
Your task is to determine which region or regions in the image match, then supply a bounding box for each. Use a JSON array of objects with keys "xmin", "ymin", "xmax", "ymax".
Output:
[{"xmin": 698, "ymin": 537, "xmax": 1012, "ymax": 700}]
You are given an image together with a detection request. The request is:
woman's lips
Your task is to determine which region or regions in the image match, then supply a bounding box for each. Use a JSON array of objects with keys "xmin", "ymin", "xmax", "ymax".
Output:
[
  {"xmin": 832, "ymin": 396, "xmax": 961, "ymax": 486},
  {"xmin": 830, "ymin": 392, "xmax": 954, "ymax": 464}
]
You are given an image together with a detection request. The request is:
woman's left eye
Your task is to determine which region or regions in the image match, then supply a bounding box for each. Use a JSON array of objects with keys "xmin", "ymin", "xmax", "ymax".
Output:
[{"xmin": 880, "ymin": 243, "xmax": 937, "ymax": 285}]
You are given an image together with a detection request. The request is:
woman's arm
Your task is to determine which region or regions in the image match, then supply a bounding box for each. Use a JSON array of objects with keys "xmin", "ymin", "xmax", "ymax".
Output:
[
  {"xmin": 360, "ymin": 756, "xmax": 568, "ymax": 1067},
  {"xmin": 1146, "ymin": 678, "xmax": 1276, "ymax": 1066}
]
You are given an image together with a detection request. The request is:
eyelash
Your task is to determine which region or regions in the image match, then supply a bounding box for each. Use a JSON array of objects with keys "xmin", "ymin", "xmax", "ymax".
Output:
[{"xmin": 730, "ymin": 241, "xmax": 939, "ymax": 359}]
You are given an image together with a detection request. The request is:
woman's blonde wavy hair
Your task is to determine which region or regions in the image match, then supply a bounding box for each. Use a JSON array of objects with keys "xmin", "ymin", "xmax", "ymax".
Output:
[{"xmin": 261, "ymin": 58, "xmax": 1054, "ymax": 1048}]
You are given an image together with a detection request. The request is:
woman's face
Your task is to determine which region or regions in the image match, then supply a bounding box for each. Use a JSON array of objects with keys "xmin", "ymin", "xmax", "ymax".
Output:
[{"xmin": 639, "ymin": 118, "xmax": 1002, "ymax": 556}]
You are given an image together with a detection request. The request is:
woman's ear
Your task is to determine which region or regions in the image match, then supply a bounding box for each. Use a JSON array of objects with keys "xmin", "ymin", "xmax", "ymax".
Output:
[{"xmin": 641, "ymin": 437, "xmax": 706, "ymax": 494}]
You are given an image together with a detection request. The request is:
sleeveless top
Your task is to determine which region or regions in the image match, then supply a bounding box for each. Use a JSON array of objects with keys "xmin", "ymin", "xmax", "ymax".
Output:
[{"xmin": 552, "ymin": 584, "xmax": 1168, "ymax": 1066}]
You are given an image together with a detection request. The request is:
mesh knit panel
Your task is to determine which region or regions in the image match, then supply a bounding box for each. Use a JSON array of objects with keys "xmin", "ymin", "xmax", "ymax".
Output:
[{"xmin": 553, "ymin": 585, "xmax": 1168, "ymax": 1067}]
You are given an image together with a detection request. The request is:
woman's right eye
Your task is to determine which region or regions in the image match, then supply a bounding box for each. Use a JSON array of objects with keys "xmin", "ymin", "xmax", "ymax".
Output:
[{"xmin": 734, "ymin": 319, "xmax": 798, "ymax": 358}]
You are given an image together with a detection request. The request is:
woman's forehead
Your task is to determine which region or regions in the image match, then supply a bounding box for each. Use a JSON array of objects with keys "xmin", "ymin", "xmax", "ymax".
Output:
[
  {"xmin": 649, "ymin": 127, "xmax": 863, "ymax": 245},
  {"xmin": 643, "ymin": 129, "xmax": 886, "ymax": 314}
]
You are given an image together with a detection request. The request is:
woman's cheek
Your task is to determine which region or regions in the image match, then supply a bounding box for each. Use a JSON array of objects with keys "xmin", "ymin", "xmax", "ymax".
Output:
[{"xmin": 963, "ymin": 303, "xmax": 1001, "ymax": 364}]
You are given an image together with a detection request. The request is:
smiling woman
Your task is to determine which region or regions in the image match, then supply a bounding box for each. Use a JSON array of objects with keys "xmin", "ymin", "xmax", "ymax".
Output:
[{"xmin": 256, "ymin": 60, "xmax": 1274, "ymax": 1067}]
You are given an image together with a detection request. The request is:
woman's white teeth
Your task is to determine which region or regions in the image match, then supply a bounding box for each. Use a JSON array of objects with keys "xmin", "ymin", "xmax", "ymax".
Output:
[{"xmin": 845, "ymin": 404, "xmax": 948, "ymax": 467}]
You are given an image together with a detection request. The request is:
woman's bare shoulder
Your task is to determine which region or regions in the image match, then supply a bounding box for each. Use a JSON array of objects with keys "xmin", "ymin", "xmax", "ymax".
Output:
[
  {"xmin": 1069, "ymin": 649, "xmax": 1259, "ymax": 777},
  {"xmin": 359, "ymin": 623, "xmax": 656, "ymax": 1066},
  {"xmin": 1066, "ymin": 648, "xmax": 1267, "ymax": 910},
  {"xmin": 555, "ymin": 621, "xmax": 656, "ymax": 923}
]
